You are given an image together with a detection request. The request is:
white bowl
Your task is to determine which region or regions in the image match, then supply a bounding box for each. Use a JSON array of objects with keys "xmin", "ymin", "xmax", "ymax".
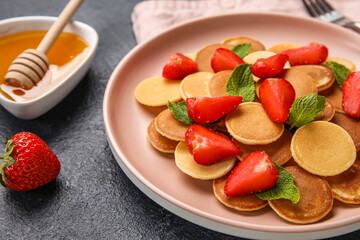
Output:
[{"xmin": 0, "ymin": 16, "xmax": 98, "ymax": 119}]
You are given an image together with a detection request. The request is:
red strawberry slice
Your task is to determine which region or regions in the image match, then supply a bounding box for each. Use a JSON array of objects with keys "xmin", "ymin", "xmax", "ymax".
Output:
[
  {"xmin": 258, "ymin": 78, "xmax": 296, "ymax": 123},
  {"xmin": 342, "ymin": 71, "xmax": 360, "ymax": 118},
  {"xmin": 251, "ymin": 53, "xmax": 289, "ymax": 79},
  {"xmin": 162, "ymin": 53, "xmax": 198, "ymax": 80},
  {"xmin": 211, "ymin": 48, "xmax": 245, "ymax": 73},
  {"xmin": 186, "ymin": 96, "xmax": 243, "ymax": 124},
  {"xmin": 224, "ymin": 151, "xmax": 279, "ymax": 196},
  {"xmin": 185, "ymin": 125, "xmax": 241, "ymax": 165},
  {"xmin": 280, "ymin": 42, "xmax": 328, "ymax": 66}
]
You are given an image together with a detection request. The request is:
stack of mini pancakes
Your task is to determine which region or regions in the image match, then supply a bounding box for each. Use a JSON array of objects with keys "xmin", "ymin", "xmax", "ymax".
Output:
[{"xmin": 135, "ymin": 36, "xmax": 360, "ymax": 224}]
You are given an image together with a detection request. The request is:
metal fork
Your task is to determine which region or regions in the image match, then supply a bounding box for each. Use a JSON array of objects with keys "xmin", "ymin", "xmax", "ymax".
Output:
[{"xmin": 302, "ymin": 0, "xmax": 360, "ymax": 34}]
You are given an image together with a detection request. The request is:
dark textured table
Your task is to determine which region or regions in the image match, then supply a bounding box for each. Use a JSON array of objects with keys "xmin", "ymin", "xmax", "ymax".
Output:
[{"xmin": 0, "ymin": 0, "xmax": 359, "ymax": 239}]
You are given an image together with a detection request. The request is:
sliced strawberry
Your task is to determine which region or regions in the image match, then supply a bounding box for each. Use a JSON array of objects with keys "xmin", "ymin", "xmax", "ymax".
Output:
[
  {"xmin": 162, "ymin": 53, "xmax": 198, "ymax": 80},
  {"xmin": 211, "ymin": 48, "xmax": 245, "ymax": 73},
  {"xmin": 259, "ymin": 78, "xmax": 295, "ymax": 123},
  {"xmin": 186, "ymin": 96, "xmax": 243, "ymax": 124},
  {"xmin": 224, "ymin": 151, "xmax": 279, "ymax": 196},
  {"xmin": 280, "ymin": 42, "xmax": 328, "ymax": 66},
  {"xmin": 251, "ymin": 53, "xmax": 289, "ymax": 79},
  {"xmin": 342, "ymin": 71, "xmax": 360, "ymax": 118},
  {"xmin": 185, "ymin": 125, "xmax": 241, "ymax": 165}
]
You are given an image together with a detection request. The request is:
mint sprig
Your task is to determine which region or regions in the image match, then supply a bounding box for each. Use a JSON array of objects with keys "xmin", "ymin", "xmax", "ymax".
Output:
[
  {"xmin": 326, "ymin": 61, "xmax": 351, "ymax": 89},
  {"xmin": 256, "ymin": 163, "xmax": 300, "ymax": 204},
  {"xmin": 231, "ymin": 43, "xmax": 252, "ymax": 59},
  {"xmin": 288, "ymin": 94, "xmax": 326, "ymax": 130},
  {"xmin": 225, "ymin": 64, "xmax": 255, "ymax": 102}
]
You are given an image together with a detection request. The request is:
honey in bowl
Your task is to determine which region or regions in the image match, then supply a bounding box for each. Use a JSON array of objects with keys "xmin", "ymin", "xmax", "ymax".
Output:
[{"xmin": 0, "ymin": 30, "xmax": 89, "ymax": 102}]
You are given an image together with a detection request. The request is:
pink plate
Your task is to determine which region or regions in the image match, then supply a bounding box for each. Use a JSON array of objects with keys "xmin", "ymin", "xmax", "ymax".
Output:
[{"xmin": 103, "ymin": 12, "xmax": 360, "ymax": 239}]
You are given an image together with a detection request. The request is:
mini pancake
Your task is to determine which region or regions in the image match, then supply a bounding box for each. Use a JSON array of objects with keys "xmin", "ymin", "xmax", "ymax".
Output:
[
  {"xmin": 327, "ymin": 57, "xmax": 356, "ymax": 72},
  {"xmin": 326, "ymin": 154, "xmax": 360, "ymax": 204},
  {"xmin": 215, "ymin": 117, "xmax": 228, "ymax": 133},
  {"xmin": 233, "ymin": 129, "xmax": 292, "ymax": 166},
  {"xmin": 195, "ymin": 43, "xmax": 233, "ymax": 72},
  {"xmin": 276, "ymin": 68, "xmax": 318, "ymax": 99},
  {"xmin": 314, "ymin": 99, "xmax": 335, "ymax": 122},
  {"xmin": 330, "ymin": 112, "xmax": 360, "ymax": 151},
  {"xmin": 179, "ymin": 72, "xmax": 214, "ymax": 99},
  {"xmin": 208, "ymin": 70, "xmax": 232, "ymax": 97},
  {"xmin": 225, "ymin": 102, "xmax": 284, "ymax": 145},
  {"xmin": 222, "ymin": 36, "xmax": 266, "ymax": 53},
  {"xmin": 155, "ymin": 109, "xmax": 189, "ymax": 141},
  {"xmin": 135, "ymin": 76, "xmax": 182, "ymax": 106},
  {"xmin": 268, "ymin": 43, "xmax": 300, "ymax": 53},
  {"xmin": 269, "ymin": 166, "xmax": 333, "ymax": 224},
  {"xmin": 291, "ymin": 65, "xmax": 335, "ymax": 91},
  {"xmin": 174, "ymin": 142, "xmax": 236, "ymax": 180},
  {"xmin": 320, "ymin": 82, "xmax": 344, "ymax": 113},
  {"xmin": 147, "ymin": 119, "xmax": 179, "ymax": 153},
  {"xmin": 213, "ymin": 173, "xmax": 268, "ymax": 211},
  {"xmin": 185, "ymin": 53, "xmax": 196, "ymax": 61},
  {"xmin": 291, "ymin": 121, "xmax": 357, "ymax": 176}
]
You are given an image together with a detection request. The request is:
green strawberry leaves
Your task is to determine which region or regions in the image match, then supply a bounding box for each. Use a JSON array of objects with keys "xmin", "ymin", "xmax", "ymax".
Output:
[
  {"xmin": 226, "ymin": 63, "xmax": 255, "ymax": 102},
  {"xmin": 256, "ymin": 163, "xmax": 300, "ymax": 204},
  {"xmin": 326, "ymin": 61, "xmax": 351, "ymax": 89},
  {"xmin": 231, "ymin": 43, "xmax": 252, "ymax": 59}
]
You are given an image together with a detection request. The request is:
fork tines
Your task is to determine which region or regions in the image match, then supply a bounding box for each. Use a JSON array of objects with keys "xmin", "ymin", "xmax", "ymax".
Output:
[{"xmin": 302, "ymin": 0, "xmax": 345, "ymax": 22}]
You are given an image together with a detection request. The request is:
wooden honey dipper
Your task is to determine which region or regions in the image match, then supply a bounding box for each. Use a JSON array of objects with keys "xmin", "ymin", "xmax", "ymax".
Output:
[{"xmin": 4, "ymin": 0, "xmax": 84, "ymax": 90}]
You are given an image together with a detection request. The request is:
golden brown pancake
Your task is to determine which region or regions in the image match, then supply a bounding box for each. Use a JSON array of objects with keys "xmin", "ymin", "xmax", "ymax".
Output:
[
  {"xmin": 195, "ymin": 43, "xmax": 233, "ymax": 72},
  {"xmin": 225, "ymin": 102, "xmax": 284, "ymax": 145},
  {"xmin": 330, "ymin": 112, "xmax": 360, "ymax": 151},
  {"xmin": 147, "ymin": 119, "xmax": 179, "ymax": 153},
  {"xmin": 326, "ymin": 154, "xmax": 360, "ymax": 204},
  {"xmin": 208, "ymin": 70, "xmax": 232, "ymax": 97},
  {"xmin": 327, "ymin": 57, "xmax": 356, "ymax": 72},
  {"xmin": 213, "ymin": 173, "xmax": 268, "ymax": 211},
  {"xmin": 179, "ymin": 72, "xmax": 214, "ymax": 99},
  {"xmin": 233, "ymin": 129, "xmax": 292, "ymax": 166},
  {"xmin": 268, "ymin": 43, "xmax": 300, "ymax": 53},
  {"xmin": 222, "ymin": 36, "xmax": 266, "ymax": 53},
  {"xmin": 319, "ymin": 82, "xmax": 344, "ymax": 113},
  {"xmin": 155, "ymin": 109, "xmax": 189, "ymax": 141},
  {"xmin": 174, "ymin": 142, "xmax": 236, "ymax": 180},
  {"xmin": 134, "ymin": 76, "xmax": 182, "ymax": 106},
  {"xmin": 314, "ymin": 99, "xmax": 335, "ymax": 122},
  {"xmin": 269, "ymin": 166, "xmax": 333, "ymax": 224},
  {"xmin": 291, "ymin": 121, "xmax": 357, "ymax": 176},
  {"xmin": 291, "ymin": 65, "xmax": 335, "ymax": 91}
]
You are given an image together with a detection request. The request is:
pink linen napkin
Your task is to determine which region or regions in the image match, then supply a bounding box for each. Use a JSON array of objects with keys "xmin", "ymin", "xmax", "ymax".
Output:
[{"xmin": 131, "ymin": 0, "xmax": 360, "ymax": 43}]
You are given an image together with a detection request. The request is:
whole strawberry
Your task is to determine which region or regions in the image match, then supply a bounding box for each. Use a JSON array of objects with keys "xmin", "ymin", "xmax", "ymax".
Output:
[{"xmin": 0, "ymin": 132, "xmax": 60, "ymax": 191}]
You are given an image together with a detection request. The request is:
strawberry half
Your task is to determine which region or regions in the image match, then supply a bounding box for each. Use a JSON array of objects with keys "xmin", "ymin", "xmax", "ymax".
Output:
[
  {"xmin": 342, "ymin": 71, "xmax": 360, "ymax": 118},
  {"xmin": 0, "ymin": 132, "xmax": 60, "ymax": 191},
  {"xmin": 186, "ymin": 96, "xmax": 243, "ymax": 124},
  {"xmin": 185, "ymin": 125, "xmax": 241, "ymax": 165},
  {"xmin": 211, "ymin": 48, "xmax": 245, "ymax": 73},
  {"xmin": 251, "ymin": 53, "xmax": 289, "ymax": 79},
  {"xmin": 280, "ymin": 42, "xmax": 328, "ymax": 66},
  {"xmin": 162, "ymin": 53, "xmax": 198, "ymax": 80},
  {"xmin": 224, "ymin": 151, "xmax": 279, "ymax": 196},
  {"xmin": 259, "ymin": 78, "xmax": 296, "ymax": 123}
]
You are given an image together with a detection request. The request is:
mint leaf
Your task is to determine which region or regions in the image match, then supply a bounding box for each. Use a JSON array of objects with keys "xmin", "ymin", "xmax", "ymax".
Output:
[
  {"xmin": 226, "ymin": 64, "xmax": 255, "ymax": 102},
  {"xmin": 256, "ymin": 163, "xmax": 300, "ymax": 204},
  {"xmin": 326, "ymin": 61, "xmax": 351, "ymax": 89},
  {"xmin": 231, "ymin": 43, "xmax": 252, "ymax": 59},
  {"xmin": 167, "ymin": 101, "xmax": 193, "ymax": 125},
  {"xmin": 288, "ymin": 94, "xmax": 326, "ymax": 130}
]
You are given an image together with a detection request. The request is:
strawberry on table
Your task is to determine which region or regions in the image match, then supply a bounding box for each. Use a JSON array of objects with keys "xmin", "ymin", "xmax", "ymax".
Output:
[
  {"xmin": 211, "ymin": 48, "xmax": 245, "ymax": 73},
  {"xmin": 185, "ymin": 125, "xmax": 241, "ymax": 166},
  {"xmin": 342, "ymin": 71, "xmax": 360, "ymax": 118},
  {"xmin": 162, "ymin": 53, "xmax": 198, "ymax": 80},
  {"xmin": 186, "ymin": 96, "xmax": 243, "ymax": 124},
  {"xmin": 280, "ymin": 42, "xmax": 328, "ymax": 66},
  {"xmin": 259, "ymin": 78, "xmax": 296, "ymax": 123},
  {"xmin": 0, "ymin": 132, "xmax": 60, "ymax": 191},
  {"xmin": 251, "ymin": 53, "xmax": 289, "ymax": 78},
  {"xmin": 225, "ymin": 151, "xmax": 279, "ymax": 196}
]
